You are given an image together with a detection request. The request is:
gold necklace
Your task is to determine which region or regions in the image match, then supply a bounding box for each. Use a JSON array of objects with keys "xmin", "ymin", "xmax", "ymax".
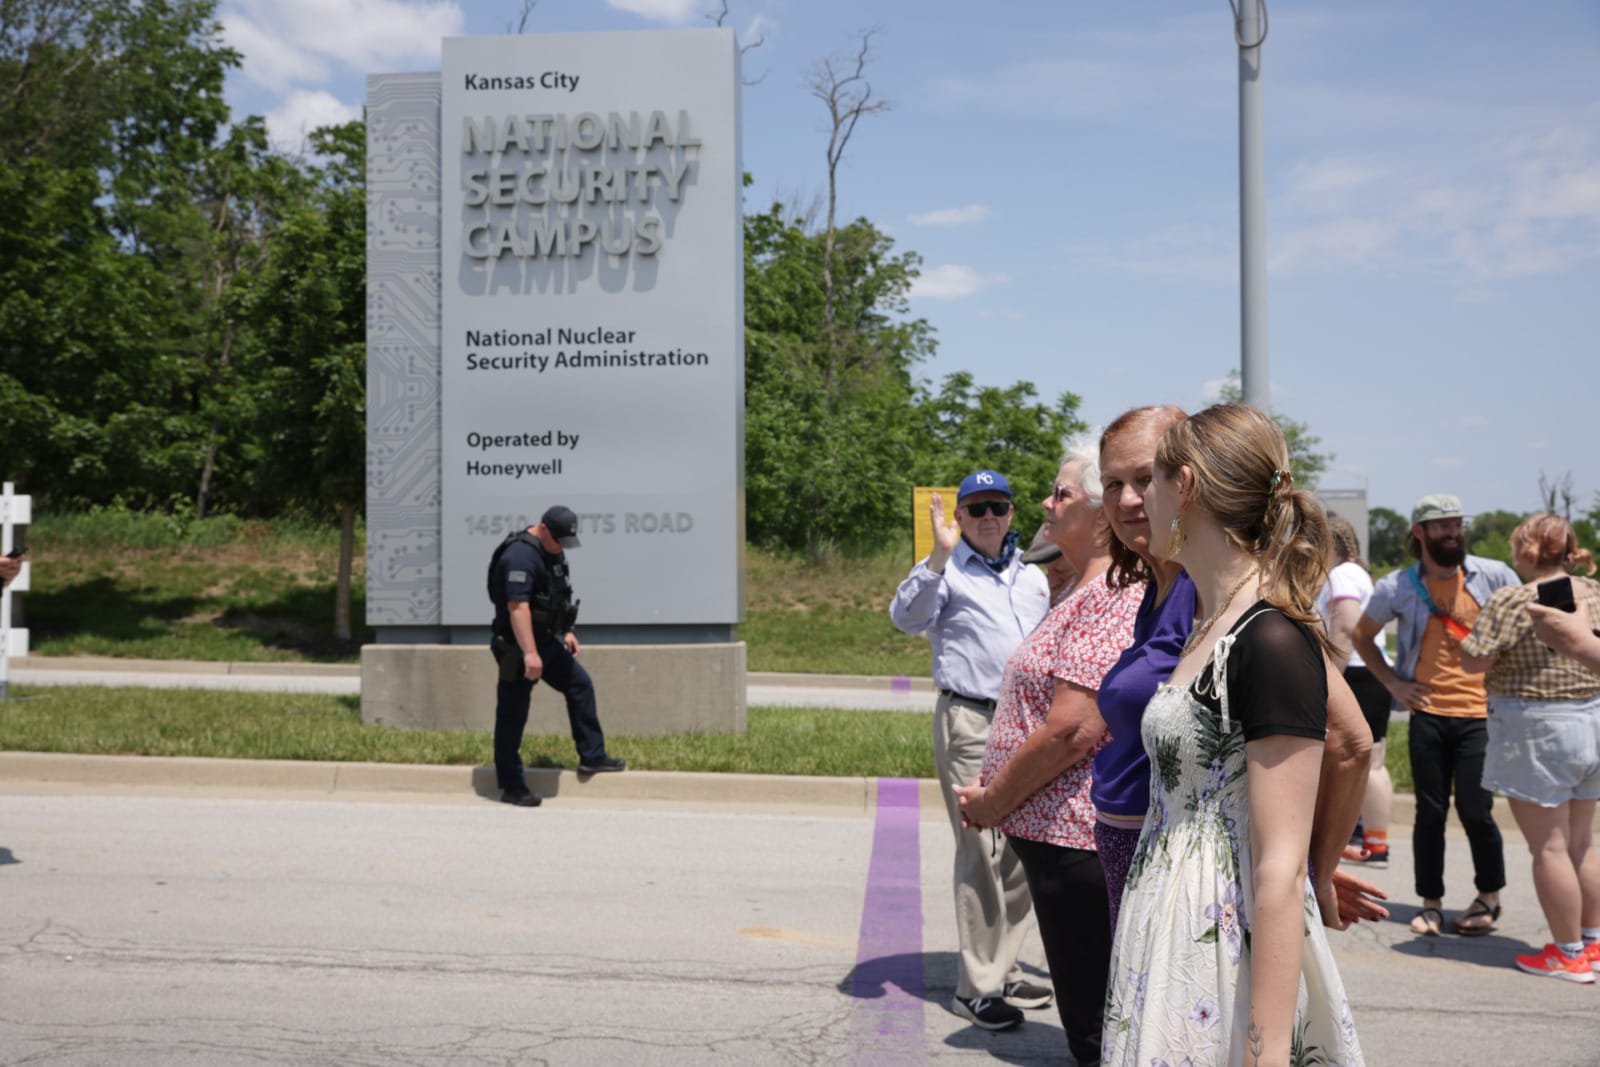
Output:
[{"xmin": 1183, "ymin": 566, "xmax": 1259, "ymax": 654}]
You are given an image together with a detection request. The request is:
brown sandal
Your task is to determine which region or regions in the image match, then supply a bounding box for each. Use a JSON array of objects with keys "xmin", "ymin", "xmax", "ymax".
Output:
[
  {"xmin": 1451, "ymin": 896, "xmax": 1501, "ymax": 936},
  {"xmin": 1409, "ymin": 906, "xmax": 1444, "ymax": 936}
]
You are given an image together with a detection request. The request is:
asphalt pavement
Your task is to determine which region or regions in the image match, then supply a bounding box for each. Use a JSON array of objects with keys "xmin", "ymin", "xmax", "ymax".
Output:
[{"xmin": 2, "ymin": 750, "xmax": 1599, "ymax": 1065}]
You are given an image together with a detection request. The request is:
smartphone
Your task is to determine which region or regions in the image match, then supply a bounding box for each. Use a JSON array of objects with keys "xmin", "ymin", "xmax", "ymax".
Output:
[
  {"xmin": 1536, "ymin": 576, "xmax": 1577, "ymax": 613},
  {"xmin": 3, "ymin": 547, "xmax": 23, "ymax": 559}
]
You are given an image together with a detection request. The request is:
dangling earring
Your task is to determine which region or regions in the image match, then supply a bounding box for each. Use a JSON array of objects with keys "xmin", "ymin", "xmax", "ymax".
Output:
[{"xmin": 1164, "ymin": 511, "xmax": 1187, "ymax": 561}]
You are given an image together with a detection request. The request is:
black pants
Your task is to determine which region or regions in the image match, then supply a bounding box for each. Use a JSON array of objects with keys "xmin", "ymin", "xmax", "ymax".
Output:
[
  {"xmin": 1009, "ymin": 835, "xmax": 1109, "ymax": 1067},
  {"xmin": 492, "ymin": 633, "xmax": 607, "ymax": 790},
  {"xmin": 1408, "ymin": 710, "xmax": 1504, "ymax": 900}
]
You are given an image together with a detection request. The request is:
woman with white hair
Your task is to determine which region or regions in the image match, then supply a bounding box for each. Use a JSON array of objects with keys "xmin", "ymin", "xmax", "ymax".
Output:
[{"xmin": 956, "ymin": 436, "xmax": 1142, "ymax": 1065}]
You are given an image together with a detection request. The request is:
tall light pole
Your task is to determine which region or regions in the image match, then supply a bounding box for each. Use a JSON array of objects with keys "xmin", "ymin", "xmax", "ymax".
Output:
[{"xmin": 1235, "ymin": 0, "xmax": 1269, "ymax": 410}]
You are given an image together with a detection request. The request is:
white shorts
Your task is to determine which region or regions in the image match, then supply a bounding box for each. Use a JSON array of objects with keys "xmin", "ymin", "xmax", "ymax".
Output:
[{"xmin": 1484, "ymin": 693, "xmax": 1600, "ymax": 807}]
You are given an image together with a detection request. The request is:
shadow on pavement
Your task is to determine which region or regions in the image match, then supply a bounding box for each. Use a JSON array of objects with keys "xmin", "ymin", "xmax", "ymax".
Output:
[
  {"xmin": 0, "ymin": 847, "xmax": 18, "ymax": 865},
  {"xmin": 838, "ymin": 950, "xmax": 944, "ymax": 1003},
  {"xmin": 1386, "ymin": 901, "xmax": 1534, "ymax": 969},
  {"xmin": 944, "ymin": 1024, "xmax": 1073, "ymax": 1067},
  {"xmin": 840, "ymin": 951, "xmax": 1067, "ymax": 1063}
]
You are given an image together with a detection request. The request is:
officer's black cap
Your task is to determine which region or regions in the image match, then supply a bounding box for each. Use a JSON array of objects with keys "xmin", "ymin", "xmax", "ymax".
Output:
[{"xmin": 540, "ymin": 505, "xmax": 581, "ymax": 548}]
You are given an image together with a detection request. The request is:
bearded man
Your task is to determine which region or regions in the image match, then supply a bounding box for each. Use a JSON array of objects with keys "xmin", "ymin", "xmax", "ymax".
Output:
[{"xmin": 1353, "ymin": 495, "xmax": 1518, "ymax": 938}]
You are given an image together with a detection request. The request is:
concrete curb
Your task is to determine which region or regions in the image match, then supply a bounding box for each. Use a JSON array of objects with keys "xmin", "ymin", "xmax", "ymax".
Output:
[
  {"xmin": 10, "ymin": 656, "xmax": 360, "ymax": 678},
  {"xmin": 9, "ymin": 656, "xmax": 931, "ymax": 690},
  {"xmin": 0, "ymin": 751, "xmax": 947, "ymax": 817},
  {"xmin": 750, "ymin": 671, "xmax": 936, "ymax": 692}
]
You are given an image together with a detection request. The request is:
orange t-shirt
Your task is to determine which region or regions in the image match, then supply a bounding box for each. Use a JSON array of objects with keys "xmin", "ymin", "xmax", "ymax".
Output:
[{"xmin": 1414, "ymin": 572, "xmax": 1487, "ymax": 717}]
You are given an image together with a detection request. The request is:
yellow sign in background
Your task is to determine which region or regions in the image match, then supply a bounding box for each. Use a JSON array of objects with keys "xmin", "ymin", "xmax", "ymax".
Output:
[{"xmin": 912, "ymin": 486, "xmax": 960, "ymax": 563}]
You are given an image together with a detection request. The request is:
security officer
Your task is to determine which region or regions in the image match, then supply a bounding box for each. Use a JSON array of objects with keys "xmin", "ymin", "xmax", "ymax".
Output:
[{"xmin": 489, "ymin": 505, "xmax": 626, "ymax": 807}]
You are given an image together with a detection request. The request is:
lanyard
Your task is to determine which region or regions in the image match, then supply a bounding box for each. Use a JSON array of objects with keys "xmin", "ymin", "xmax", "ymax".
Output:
[{"xmin": 1406, "ymin": 566, "xmax": 1471, "ymax": 640}]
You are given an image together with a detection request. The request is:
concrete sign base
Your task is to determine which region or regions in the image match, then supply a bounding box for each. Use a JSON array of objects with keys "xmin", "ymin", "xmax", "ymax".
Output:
[{"xmin": 360, "ymin": 643, "xmax": 747, "ymax": 738}]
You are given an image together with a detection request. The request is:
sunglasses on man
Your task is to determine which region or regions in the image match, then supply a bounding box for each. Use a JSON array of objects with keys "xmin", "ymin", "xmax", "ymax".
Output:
[{"xmin": 962, "ymin": 501, "xmax": 1012, "ymax": 518}]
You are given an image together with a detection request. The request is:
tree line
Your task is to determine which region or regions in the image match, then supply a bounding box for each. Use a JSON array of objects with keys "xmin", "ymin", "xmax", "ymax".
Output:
[
  {"xmin": 0, "ymin": 1, "xmax": 1087, "ymax": 564},
  {"xmin": 3, "ymin": 0, "xmax": 1345, "ymax": 580}
]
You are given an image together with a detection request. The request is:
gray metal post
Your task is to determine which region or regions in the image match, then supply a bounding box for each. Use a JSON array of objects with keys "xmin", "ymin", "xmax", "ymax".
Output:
[{"xmin": 1236, "ymin": 0, "xmax": 1269, "ymax": 409}]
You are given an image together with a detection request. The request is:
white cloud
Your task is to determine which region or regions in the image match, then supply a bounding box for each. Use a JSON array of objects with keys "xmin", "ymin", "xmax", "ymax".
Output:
[
  {"xmin": 1271, "ymin": 218, "xmax": 1398, "ymax": 273},
  {"xmin": 1286, "ymin": 158, "xmax": 1387, "ymax": 200},
  {"xmin": 264, "ymin": 90, "xmax": 363, "ymax": 152},
  {"xmin": 932, "ymin": 13, "xmax": 1228, "ymax": 125},
  {"xmin": 1263, "ymin": 110, "xmax": 1600, "ymax": 281},
  {"xmin": 910, "ymin": 265, "xmax": 1003, "ymax": 301},
  {"xmin": 222, "ymin": 0, "xmax": 463, "ymax": 92},
  {"xmin": 1062, "ymin": 223, "xmax": 1233, "ymax": 282},
  {"xmin": 224, "ymin": 14, "xmax": 331, "ymax": 89},
  {"xmin": 909, "ymin": 204, "xmax": 990, "ymax": 227},
  {"xmin": 606, "ymin": 0, "xmax": 706, "ymax": 23}
]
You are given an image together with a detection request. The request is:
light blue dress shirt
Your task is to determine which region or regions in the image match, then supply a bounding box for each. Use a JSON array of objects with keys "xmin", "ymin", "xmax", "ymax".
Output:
[
  {"xmin": 889, "ymin": 539, "xmax": 1051, "ymax": 700},
  {"xmin": 1363, "ymin": 554, "xmax": 1519, "ymax": 681}
]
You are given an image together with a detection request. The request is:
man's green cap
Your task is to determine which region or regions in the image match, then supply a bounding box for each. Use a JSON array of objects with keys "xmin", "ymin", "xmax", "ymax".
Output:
[{"xmin": 1411, "ymin": 494, "xmax": 1463, "ymax": 526}]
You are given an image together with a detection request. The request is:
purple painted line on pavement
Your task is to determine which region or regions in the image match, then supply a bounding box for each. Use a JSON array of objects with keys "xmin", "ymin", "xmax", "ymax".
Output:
[{"xmin": 850, "ymin": 777, "xmax": 925, "ymax": 1062}]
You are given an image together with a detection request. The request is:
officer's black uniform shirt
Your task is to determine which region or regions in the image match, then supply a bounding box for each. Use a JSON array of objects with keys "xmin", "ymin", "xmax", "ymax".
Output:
[{"xmin": 493, "ymin": 538, "xmax": 552, "ymax": 635}]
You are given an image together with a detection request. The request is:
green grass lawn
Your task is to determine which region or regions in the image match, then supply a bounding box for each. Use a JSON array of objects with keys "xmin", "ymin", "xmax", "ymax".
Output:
[
  {"xmin": 0, "ymin": 687, "xmax": 936, "ymax": 778},
  {"xmin": 742, "ymin": 546, "xmax": 931, "ymax": 674},
  {"xmin": 1385, "ymin": 718, "xmax": 1411, "ymax": 792},
  {"xmin": 0, "ymin": 683, "xmax": 1415, "ymax": 791},
  {"xmin": 9, "ymin": 509, "xmax": 1420, "ymax": 788},
  {"xmin": 18, "ymin": 509, "xmax": 934, "ymax": 674},
  {"xmin": 21, "ymin": 509, "xmax": 370, "ymax": 661}
]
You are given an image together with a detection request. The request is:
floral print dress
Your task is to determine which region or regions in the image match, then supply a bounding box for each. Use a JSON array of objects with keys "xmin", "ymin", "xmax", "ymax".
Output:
[{"xmin": 1102, "ymin": 613, "xmax": 1363, "ymax": 1067}]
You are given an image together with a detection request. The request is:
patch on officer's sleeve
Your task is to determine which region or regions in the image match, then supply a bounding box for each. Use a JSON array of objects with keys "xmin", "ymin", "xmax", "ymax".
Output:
[{"xmin": 508, "ymin": 570, "xmax": 529, "ymax": 583}]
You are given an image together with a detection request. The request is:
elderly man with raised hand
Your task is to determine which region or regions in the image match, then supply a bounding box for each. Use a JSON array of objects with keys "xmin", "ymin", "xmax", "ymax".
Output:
[
  {"xmin": 890, "ymin": 469, "xmax": 1053, "ymax": 1032},
  {"xmin": 1353, "ymin": 493, "xmax": 1518, "ymax": 938}
]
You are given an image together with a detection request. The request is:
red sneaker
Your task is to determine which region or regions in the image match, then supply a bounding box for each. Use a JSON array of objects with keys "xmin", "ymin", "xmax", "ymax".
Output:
[
  {"xmin": 1585, "ymin": 941, "xmax": 1600, "ymax": 974},
  {"xmin": 1515, "ymin": 944, "xmax": 1595, "ymax": 984}
]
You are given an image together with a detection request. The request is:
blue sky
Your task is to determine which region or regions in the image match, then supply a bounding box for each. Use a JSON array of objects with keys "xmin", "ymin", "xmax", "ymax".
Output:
[{"xmin": 218, "ymin": 0, "xmax": 1600, "ymax": 520}]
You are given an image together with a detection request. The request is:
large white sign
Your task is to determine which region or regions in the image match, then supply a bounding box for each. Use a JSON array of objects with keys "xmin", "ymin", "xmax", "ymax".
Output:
[{"xmin": 439, "ymin": 30, "xmax": 742, "ymax": 626}]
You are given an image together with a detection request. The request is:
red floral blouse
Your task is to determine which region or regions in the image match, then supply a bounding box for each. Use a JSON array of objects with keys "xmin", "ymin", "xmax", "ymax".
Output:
[{"xmin": 980, "ymin": 576, "xmax": 1143, "ymax": 848}]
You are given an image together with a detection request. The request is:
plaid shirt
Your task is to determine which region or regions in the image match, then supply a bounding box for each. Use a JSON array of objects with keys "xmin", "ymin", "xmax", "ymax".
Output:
[{"xmin": 1461, "ymin": 576, "xmax": 1600, "ymax": 701}]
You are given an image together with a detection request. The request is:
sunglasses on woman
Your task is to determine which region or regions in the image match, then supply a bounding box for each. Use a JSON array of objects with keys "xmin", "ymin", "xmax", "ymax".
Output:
[{"xmin": 962, "ymin": 501, "xmax": 1012, "ymax": 518}]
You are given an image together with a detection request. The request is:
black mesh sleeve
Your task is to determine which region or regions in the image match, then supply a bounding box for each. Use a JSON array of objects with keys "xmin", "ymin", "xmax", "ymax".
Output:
[
  {"xmin": 1192, "ymin": 604, "xmax": 1329, "ymax": 741},
  {"xmin": 1228, "ymin": 608, "xmax": 1329, "ymax": 742}
]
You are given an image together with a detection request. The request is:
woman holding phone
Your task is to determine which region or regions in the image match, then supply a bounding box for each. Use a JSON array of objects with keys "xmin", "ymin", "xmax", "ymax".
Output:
[{"xmin": 1461, "ymin": 513, "xmax": 1600, "ymax": 982}]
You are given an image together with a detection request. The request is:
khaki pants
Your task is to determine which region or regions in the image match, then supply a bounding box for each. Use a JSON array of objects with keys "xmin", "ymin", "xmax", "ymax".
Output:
[{"xmin": 933, "ymin": 691, "xmax": 1038, "ymax": 999}]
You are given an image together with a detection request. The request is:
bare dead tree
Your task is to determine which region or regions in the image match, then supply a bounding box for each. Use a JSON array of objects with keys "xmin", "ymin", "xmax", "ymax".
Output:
[
  {"xmin": 1539, "ymin": 470, "xmax": 1576, "ymax": 521},
  {"xmin": 809, "ymin": 28, "xmax": 890, "ymax": 380},
  {"xmin": 709, "ymin": 0, "xmax": 767, "ymax": 85},
  {"xmin": 507, "ymin": 0, "xmax": 536, "ymax": 34}
]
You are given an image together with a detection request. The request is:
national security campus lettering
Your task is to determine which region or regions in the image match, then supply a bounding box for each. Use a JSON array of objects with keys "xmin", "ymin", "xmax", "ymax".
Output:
[{"xmin": 460, "ymin": 110, "xmax": 701, "ymax": 262}]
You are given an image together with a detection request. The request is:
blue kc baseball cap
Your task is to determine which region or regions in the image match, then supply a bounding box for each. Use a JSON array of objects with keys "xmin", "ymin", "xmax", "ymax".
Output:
[{"xmin": 957, "ymin": 470, "xmax": 1013, "ymax": 503}]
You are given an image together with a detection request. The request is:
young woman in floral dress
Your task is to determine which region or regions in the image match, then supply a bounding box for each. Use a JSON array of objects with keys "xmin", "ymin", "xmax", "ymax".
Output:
[{"xmin": 1102, "ymin": 405, "xmax": 1363, "ymax": 1067}]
